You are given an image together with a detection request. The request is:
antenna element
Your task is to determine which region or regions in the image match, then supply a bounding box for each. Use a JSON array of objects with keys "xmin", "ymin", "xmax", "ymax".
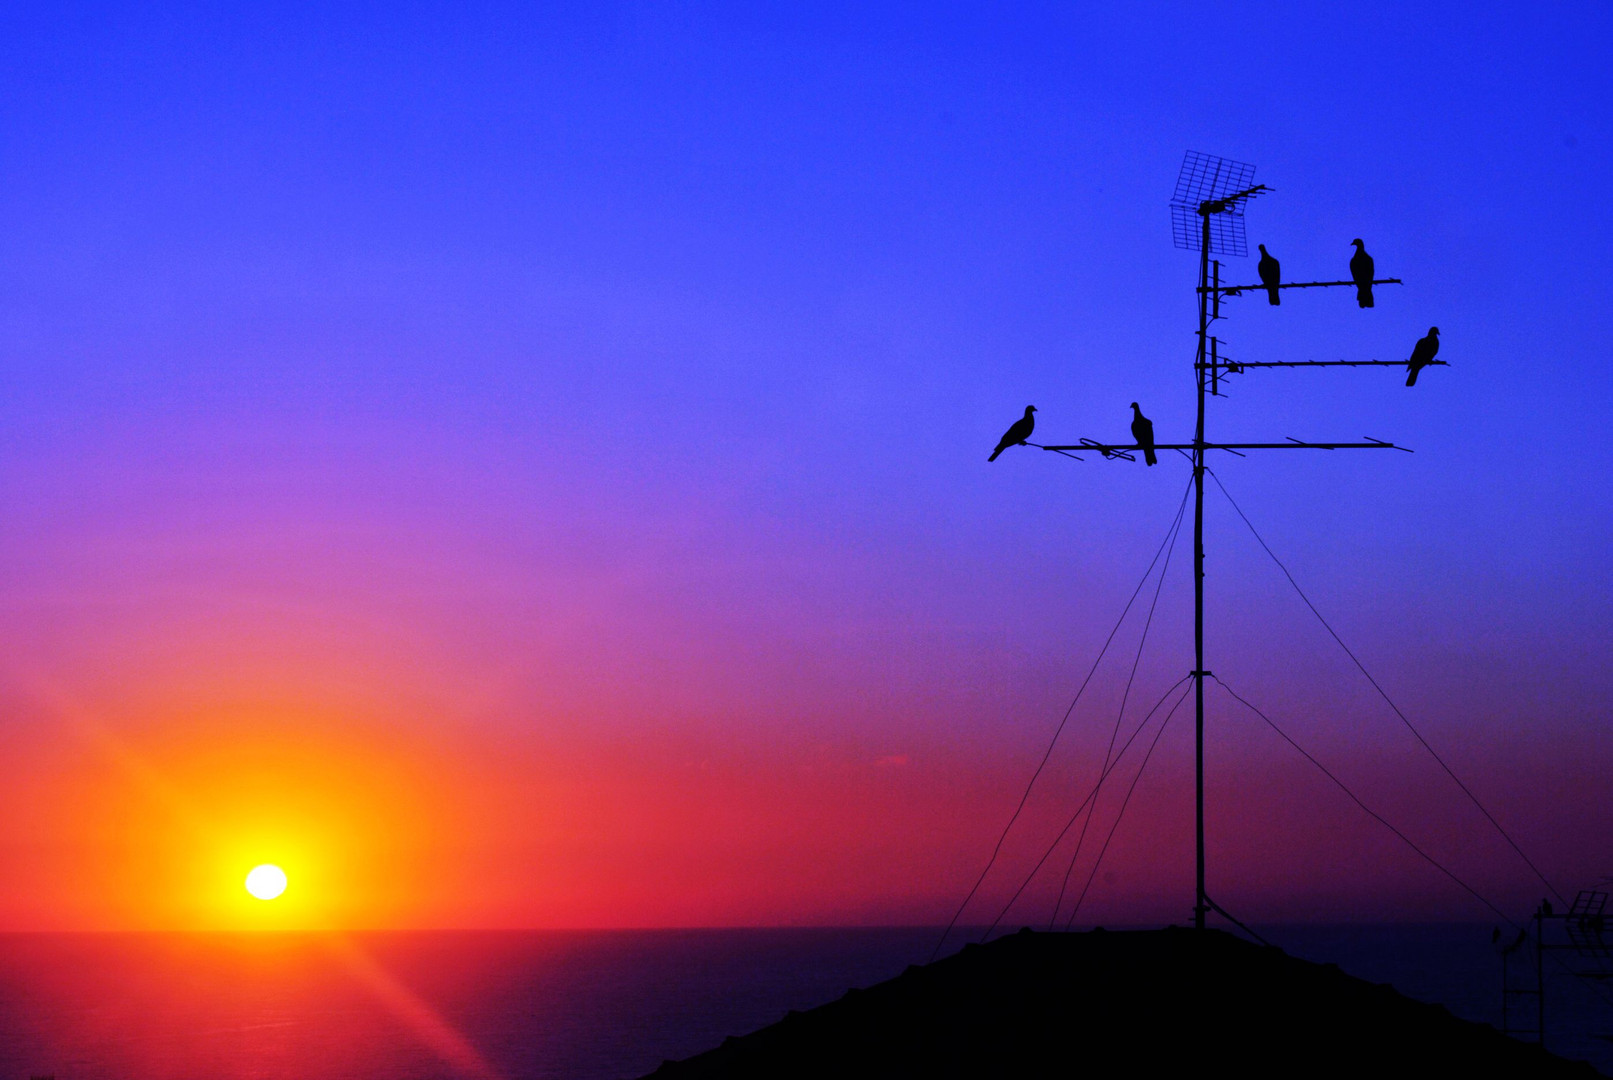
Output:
[{"xmin": 1170, "ymin": 151, "xmax": 1266, "ymax": 257}]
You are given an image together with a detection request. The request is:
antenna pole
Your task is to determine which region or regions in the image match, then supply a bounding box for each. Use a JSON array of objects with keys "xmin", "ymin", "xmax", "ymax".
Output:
[
  {"xmin": 1194, "ymin": 208, "xmax": 1211, "ymax": 931},
  {"xmin": 1027, "ymin": 151, "xmax": 1416, "ymax": 935}
]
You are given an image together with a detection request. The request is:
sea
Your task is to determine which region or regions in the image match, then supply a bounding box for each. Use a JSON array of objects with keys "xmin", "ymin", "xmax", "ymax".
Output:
[{"xmin": 0, "ymin": 925, "xmax": 1608, "ymax": 1079}]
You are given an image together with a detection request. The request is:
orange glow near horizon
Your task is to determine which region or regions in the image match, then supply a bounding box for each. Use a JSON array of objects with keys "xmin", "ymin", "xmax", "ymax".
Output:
[
  {"xmin": 0, "ymin": 628, "xmax": 1598, "ymax": 933},
  {"xmin": 0, "ymin": 659, "xmax": 565, "ymax": 931}
]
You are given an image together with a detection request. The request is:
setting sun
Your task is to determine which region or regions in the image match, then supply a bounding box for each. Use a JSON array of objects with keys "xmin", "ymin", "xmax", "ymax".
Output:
[{"xmin": 244, "ymin": 864, "xmax": 288, "ymax": 901}]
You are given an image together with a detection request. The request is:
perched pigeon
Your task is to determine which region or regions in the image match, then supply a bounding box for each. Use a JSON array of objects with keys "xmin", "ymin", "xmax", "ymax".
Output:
[
  {"xmin": 988, "ymin": 406, "xmax": 1036, "ymax": 461},
  {"xmin": 1350, "ymin": 239, "xmax": 1375, "ymax": 308},
  {"xmin": 1257, "ymin": 244, "xmax": 1281, "ymax": 305},
  {"xmin": 1130, "ymin": 402, "xmax": 1157, "ymax": 466},
  {"xmin": 1406, "ymin": 326, "xmax": 1439, "ymax": 386}
]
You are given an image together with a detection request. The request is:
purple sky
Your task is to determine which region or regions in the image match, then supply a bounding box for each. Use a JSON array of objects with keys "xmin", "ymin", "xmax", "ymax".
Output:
[{"xmin": 0, "ymin": 2, "xmax": 1607, "ymax": 929}]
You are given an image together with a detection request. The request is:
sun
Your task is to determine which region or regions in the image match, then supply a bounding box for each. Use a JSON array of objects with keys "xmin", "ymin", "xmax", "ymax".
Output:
[{"xmin": 244, "ymin": 863, "xmax": 288, "ymax": 900}]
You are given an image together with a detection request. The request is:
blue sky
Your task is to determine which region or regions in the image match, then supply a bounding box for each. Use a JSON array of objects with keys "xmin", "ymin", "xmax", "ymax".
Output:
[{"xmin": 0, "ymin": 2, "xmax": 1608, "ymax": 927}]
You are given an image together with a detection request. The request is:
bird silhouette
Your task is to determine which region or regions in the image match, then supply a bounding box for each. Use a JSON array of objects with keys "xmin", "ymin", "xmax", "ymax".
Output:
[
  {"xmin": 1130, "ymin": 402, "xmax": 1157, "ymax": 466},
  {"xmin": 1406, "ymin": 326, "xmax": 1439, "ymax": 386},
  {"xmin": 988, "ymin": 406, "xmax": 1036, "ymax": 461},
  {"xmin": 1257, "ymin": 244, "xmax": 1281, "ymax": 305},
  {"xmin": 1350, "ymin": 239, "xmax": 1375, "ymax": 308}
]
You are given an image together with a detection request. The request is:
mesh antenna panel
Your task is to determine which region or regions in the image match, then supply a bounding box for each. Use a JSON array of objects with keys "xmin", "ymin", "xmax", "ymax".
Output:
[{"xmin": 1170, "ymin": 151, "xmax": 1257, "ymax": 257}]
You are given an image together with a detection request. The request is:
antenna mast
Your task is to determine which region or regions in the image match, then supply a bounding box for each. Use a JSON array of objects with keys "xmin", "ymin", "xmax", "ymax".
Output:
[
  {"xmin": 1184, "ymin": 153, "xmax": 1263, "ymax": 932},
  {"xmin": 1044, "ymin": 151, "xmax": 1424, "ymax": 930}
]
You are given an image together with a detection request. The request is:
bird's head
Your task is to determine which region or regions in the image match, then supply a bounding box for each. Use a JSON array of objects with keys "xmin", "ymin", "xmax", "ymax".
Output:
[
  {"xmin": 1025, "ymin": 405, "xmax": 1037, "ymax": 414},
  {"xmin": 1258, "ymin": 243, "xmax": 1267, "ymax": 254},
  {"xmin": 1129, "ymin": 401, "xmax": 1140, "ymax": 410},
  {"xmin": 1351, "ymin": 238, "xmax": 1364, "ymax": 248},
  {"xmin": 1429, "ymin": 326, "xmax": 1439, "ymax": 335}
]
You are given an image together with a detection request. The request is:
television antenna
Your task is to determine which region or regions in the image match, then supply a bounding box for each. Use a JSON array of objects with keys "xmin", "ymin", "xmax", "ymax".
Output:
[{"xmin": 1043, "ymin": 151, "xmax": 1433, "ymax": 930}]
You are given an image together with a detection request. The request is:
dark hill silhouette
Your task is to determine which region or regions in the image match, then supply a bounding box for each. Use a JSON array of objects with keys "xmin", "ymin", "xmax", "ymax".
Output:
[{"xmin": 640, "ymin": 927, "xmax": 1599, "ymax": 1078}]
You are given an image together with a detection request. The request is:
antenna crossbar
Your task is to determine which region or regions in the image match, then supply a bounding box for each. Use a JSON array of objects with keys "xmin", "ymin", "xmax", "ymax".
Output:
[
  {"xmin": 1042, "ymin": 440, "xmax": 1410, "ymax": 453},
  {"xmin": 1209, "ymin": 359, "xmax": 1449, "ymax": 370},
  {"xmin": 1200, "ymin": 277, "xmax": 1402, "ymax": 296}
]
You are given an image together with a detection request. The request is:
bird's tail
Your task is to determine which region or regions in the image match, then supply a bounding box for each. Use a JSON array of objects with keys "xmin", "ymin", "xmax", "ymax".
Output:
[
  {"xmin": 1405, "ymin": 366, "xmax": 1419, "ymax": 387},
  {"xmin": 1144, "ymin": 449, "xmax": 1158, "ymax": 466},
  {"xmin": 988, "ymin": 447, "xmax": 1002, "ymax": 462},
  {"xmin": 1266, "ymin": 287, "xmax": 1280, "ymax": 306},
  {"xmin": 1356, "ymin": 284, "xmax": 1374, "ymax": 308}
]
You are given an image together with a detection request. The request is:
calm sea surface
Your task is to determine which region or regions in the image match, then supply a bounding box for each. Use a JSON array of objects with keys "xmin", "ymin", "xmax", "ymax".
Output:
[{"xmin": 0, "ymin": 925, "xmax": 1607, "ymax": 1078}]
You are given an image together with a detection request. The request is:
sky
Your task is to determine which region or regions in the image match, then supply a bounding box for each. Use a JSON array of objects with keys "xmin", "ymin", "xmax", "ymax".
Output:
[{"xmin": 0, "ymin": 2, "xmax": 1608, "ymax": 931}]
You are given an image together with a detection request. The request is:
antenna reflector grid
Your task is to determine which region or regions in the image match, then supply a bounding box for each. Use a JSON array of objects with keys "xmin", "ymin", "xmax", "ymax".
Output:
[{"xmin": 1170, "ymin": 150, "xmax": 1257, "ymax": 256}]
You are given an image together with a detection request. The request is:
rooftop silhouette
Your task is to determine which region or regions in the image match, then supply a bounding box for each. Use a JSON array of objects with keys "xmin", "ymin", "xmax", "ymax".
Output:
[{"xmin": 641, "ymin": 927, "xmax": 1600, "ymax": 1078}]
